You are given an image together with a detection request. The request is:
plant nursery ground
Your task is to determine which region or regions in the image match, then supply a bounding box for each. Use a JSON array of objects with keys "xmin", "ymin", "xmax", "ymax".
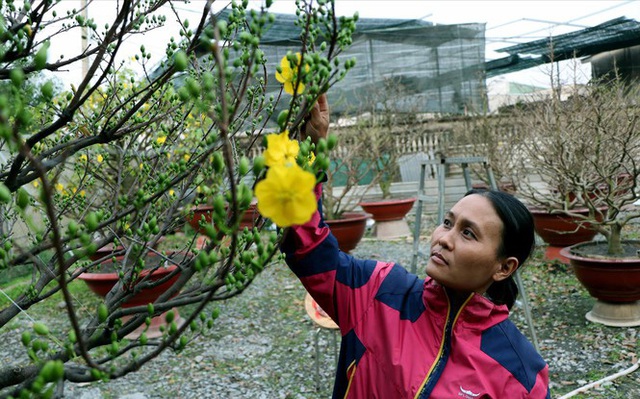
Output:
[{"xmin": 1, "ymin": 232, "xmax": 639, "ymax": 399}]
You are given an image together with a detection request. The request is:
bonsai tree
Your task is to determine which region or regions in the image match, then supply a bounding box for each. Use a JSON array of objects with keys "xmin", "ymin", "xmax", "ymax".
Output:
[
  {"xmin": 499, "ymin": 75, "xmax": 640, "ymax": 257},
  {"xmin": 0, "ymin": 0, "xmax": 356, "ymax": 396},
  {"xmin": 321, "ymin": 78, "xmax": 415, "ymax": 219},
  {"xmin": 322, "ymin": 129, "xmax": 377, "ymax": 220},
  {"xmin": 449, "ymin": 112, "xmax": 525, "ymax": 192}
]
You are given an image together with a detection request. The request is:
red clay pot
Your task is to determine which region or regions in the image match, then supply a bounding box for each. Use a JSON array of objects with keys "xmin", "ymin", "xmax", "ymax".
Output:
[
  {"xmin": 78, "ymin": 251, "xmax": 190, "ymax": 307},
  {"xmin": 358, "ymin": 197, "xmax": 416, "ymax": 222},
  {"xmin": 560, "ymin": 241, "xmax": 640, "ymax": 303},
  {"xmin": 529, "ymin": 207, "xmax": 602, "ymax": 247},
  {"xmin": 325, "ymin": 212, "xmax": 370, "ymax": 253}
]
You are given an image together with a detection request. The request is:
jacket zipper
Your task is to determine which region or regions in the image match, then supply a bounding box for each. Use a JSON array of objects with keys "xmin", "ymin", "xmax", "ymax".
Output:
[{"xmin": 415, "ymin": 293, "xmax": 473, "ymax": 399}]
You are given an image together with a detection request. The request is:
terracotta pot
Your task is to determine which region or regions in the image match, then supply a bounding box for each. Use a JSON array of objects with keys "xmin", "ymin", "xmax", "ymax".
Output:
[
  {"xmin": 358, "ymin": 197, "xmax": 416, "ymax": 222},
  {"xmin": 78, "ymin": 251, "xmax": 190, "ymax": 307},
  {"xmin": 325, "ymin": 212, "xmax": 370, "ymax": 253},
  {"xmin": 187, "ymin": 202, "xmax": 258, "ymax": 234},
  {"xmin": 560, "ymin": 242, "xmax": 640, "ymax": 303},
  {"xmin": 529, "ymin": 207, "xmax": 602, "ymax": 247}
]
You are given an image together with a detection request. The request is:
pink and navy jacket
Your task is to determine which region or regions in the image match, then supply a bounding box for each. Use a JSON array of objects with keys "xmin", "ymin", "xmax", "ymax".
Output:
[{"xmin": 282, "ymin": 186, "xmax": 550, "ymax": 398}]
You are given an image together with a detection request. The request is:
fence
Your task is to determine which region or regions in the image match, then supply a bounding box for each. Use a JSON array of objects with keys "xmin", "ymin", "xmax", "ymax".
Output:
[{"xmin": 241, "ymin": 115, "xmax": 546, "ymax": 221}]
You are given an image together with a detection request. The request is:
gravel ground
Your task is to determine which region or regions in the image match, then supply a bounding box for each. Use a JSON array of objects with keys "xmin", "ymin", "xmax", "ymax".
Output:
[{"xmin": 2, "ymin": 235, "xmax": 639, "ymax": 398}]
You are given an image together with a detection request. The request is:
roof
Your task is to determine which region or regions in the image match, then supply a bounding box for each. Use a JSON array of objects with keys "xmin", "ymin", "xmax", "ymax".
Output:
[
  {"xmin": 214, "ymin": 8, "xmax": 483, "ymax": 48},
  {"xmin": 486, "ymin": 17, "xmax": 640, "ymax": 77}
]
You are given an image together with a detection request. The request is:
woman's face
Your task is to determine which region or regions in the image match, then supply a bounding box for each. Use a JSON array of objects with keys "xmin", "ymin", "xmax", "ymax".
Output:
[{"xmin": 427, "ymin": 194, "xmax": 513, "ymax": 294}]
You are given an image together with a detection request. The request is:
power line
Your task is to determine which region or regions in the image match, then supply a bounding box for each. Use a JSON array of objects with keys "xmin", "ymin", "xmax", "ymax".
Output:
[{"xmin": 485, "ymin": 0, "xmax": 638, "ymax": 47}]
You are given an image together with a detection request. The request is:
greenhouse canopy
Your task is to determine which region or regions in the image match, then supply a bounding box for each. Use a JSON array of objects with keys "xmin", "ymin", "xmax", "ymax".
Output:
[
  {"xmin": 212, "ymin": 8, "xmax": 487, "ymax": 115},
  {"xmin": 486, "ymin": 17, "xmax": 640, "ymax": 78}
]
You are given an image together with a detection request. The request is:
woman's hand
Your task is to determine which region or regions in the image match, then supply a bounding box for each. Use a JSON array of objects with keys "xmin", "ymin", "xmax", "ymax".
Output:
[{"xmin": 301, "ymin": 93, "xmax": 329, "ymax": 145}]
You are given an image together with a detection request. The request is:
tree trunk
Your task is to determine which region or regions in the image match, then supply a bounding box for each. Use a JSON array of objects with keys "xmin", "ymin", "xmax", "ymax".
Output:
[{"xmin": 607, "ymin": 223, "xmax": 624, "ymax": 256}]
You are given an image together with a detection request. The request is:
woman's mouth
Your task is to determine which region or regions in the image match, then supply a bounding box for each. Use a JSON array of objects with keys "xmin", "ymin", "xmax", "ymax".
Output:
[{"xmin": 430, "ymin": 252, "xmax": 448, "ymax": 266}]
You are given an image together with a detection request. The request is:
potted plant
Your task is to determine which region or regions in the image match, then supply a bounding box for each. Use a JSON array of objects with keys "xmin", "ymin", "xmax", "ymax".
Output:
[
  {"xmin": 527, "ymin": 206, "xmax": 601, "ymax": 263},
  {"xmin": 326, "ymin": 83, "xmax": 423, "ymax": 245},
  {"xmin": 524, "ymin": 185, "xmax": 604, "ymax": 263},
  {"xmin": 78, "ymin": 249, "xmax": 193, "ymax": 338},
  {"xmin": 450, "ymin": 93, "xmax": 602, "ymax": 263},
  {"xmin": 356, "ymin": 116, "xmax": 417, "ymax": 240},
  {"xmin": 504, "ymin": 76, "xmax": 640, "ymax": 326},
  {"xmin": 322, "ymin": 131, "xmax": 373, "ymax": 253}
]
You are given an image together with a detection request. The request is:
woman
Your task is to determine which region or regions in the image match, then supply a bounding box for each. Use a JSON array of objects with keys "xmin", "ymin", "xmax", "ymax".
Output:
[{"xmin": 282, "ymin": 94, "xmax": 550, "ymax": 398}]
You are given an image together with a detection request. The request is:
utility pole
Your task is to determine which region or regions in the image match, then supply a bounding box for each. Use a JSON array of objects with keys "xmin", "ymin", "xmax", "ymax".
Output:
[{"xmin": 81, "ymin": 0, "xmax": 89, "ymax": 78}]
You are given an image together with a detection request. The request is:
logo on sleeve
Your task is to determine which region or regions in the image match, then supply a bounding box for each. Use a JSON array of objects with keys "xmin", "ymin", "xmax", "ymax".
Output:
[{"xmin": 458, "ymin": 385, "xmax": 481, "ymax": 398}]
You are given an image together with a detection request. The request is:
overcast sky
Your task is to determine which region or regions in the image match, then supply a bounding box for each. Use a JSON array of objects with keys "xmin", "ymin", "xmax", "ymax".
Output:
[
  {"xmin": 260, "ymin": 0, "xmax": 640, "ymax": 86},
  {"xmin": 51, "ymin": 0, "xmax": 640, "ymax": 87}
]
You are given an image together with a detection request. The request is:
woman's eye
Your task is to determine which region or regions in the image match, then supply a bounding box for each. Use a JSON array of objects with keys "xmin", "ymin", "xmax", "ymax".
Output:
[{"xmin": 462, "ymin": 228, "xmax": 476, "ymax": 239}]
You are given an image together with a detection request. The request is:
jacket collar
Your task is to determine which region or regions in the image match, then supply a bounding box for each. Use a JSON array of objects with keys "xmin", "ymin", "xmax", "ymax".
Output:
[{"xmin": 423, "ymin": 277, "xmax": 509, "ymax": 330}]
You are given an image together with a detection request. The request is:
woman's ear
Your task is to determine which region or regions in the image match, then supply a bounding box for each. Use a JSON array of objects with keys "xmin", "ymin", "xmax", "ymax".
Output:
[{"xmin": 493, "ymin": 257, "xmax": 519, "ymax": 282}]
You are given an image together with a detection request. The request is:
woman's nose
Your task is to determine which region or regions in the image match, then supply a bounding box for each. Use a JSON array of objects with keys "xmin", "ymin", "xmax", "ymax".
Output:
[{"xmin": 434, "ymin": 227, "xmax": 453, "ymax": 250}]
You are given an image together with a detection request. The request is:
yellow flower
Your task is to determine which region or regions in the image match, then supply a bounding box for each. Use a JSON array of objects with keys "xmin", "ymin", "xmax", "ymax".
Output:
[
  {"xmin": 32, "ymin": 180, "xmax": 40, "ymax": 188},
  {"xmin": 169, "ymin": 189, "xmax": 175, "ymax": 196},
  {"xmin": 80, "ymin": 190, "xmax": 86, "ymax": 197},
  {"xmin": 307, "ymin": 151, "xmax": 316, "ymax": 166},
  {"xmin": 255, "ymin": 163, "xmax": 317, "ymax": 227},
  {"xmin": 184, "ymin": 154, "xmax": 191, "ymax": 162},
  {"xmin": 275, "ymin": 53, "xmax": 307, "ymax": 95},
  {"xmin": 79, "ymin": 154, "xmax": 88, "ymax": 162},
  {"xmin": 97, "ymin": 154, "xmax": 103, "ymax": 163},
  {"xmin": 157, "ymin": 136, "xmax": 167, "ymax": 145},
  {"xmin": 55, "ymin": 183, "xmax": 64, "ymax": 192},
  {"xmin": 264, "ymin": 131, "xmax": 299, "ymax": 167}
]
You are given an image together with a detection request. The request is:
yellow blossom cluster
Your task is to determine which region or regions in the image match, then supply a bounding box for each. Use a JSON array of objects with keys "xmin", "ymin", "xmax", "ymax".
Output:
[
  {"xmin": 254, "ymin": 53, "xmax": 323, "ymax": 227},
  {"xmin": 255, "ymin": 132, "xmax": 317, "ymax": 228}
]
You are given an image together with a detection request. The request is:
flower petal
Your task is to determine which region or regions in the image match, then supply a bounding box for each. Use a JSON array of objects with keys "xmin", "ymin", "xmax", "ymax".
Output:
[
  {"xmin": 264, "ymin": 131, "xmax": 300, "ymax": 167},
  {"xmin": 275, "ymin": 53, "xmax": 305, "ymax": 95},
  {"xmin": 255, "ymin": 164, "xmax": 317, "ymax": 227}
]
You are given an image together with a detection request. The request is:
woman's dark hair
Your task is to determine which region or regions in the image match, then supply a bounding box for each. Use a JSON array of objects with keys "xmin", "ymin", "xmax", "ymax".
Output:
[{"xmin": 464, "ymin": 188, "xmax": 535, "ymax": 309}]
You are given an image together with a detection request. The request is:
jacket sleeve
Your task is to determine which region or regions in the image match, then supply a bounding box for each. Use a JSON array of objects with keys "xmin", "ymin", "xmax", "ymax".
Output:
[
  {"xmin": 529, "ymin": 365, "xmax": 551, "ymax": 399},
  {"xmin": 281, "ymin": 183, "xmax": 395, "ymax": 334}
]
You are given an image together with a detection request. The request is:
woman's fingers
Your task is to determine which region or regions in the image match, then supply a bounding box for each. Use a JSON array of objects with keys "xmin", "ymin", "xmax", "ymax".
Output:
[{"xmin": 302, "ymin": 94, "xmax": 330, "ymax": 143}]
